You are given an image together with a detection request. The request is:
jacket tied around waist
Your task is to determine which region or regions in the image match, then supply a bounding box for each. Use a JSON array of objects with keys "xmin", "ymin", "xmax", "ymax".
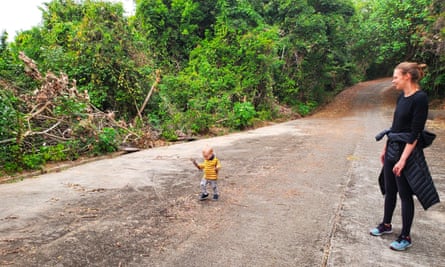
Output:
[{"xmin": 375, "ymin": 129, "xmax": 440, "ymax": 210}]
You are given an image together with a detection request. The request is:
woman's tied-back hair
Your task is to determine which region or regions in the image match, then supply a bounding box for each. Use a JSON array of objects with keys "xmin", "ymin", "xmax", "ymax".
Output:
[{"xmin": 396, "ymin": 62, "xmax": 427, "ymax": 83}]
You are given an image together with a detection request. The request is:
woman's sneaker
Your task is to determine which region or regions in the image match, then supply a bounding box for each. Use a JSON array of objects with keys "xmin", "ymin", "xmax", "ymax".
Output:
[
  {"xmin": 390, "ymin": 235, "xmax": 412, "ymax": 251},
  {"xmin": 370, "ymin": 223, "xmax": 392, "ymax": 236}
]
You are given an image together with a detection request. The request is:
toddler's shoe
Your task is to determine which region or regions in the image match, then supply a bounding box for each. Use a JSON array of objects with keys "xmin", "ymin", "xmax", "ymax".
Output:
[
  {"xmin": 390, "ymin": 235, "xmax": 412, "ymax": 251},
  {"xmin": 199, "ymin": 193, "xmax": 209, "ymax": 201},
  {"xmin": 370, "ymin": 223, "xmax": 392, "ymax": 236},
  {"xmin": 213, "ymin": 194, "xmax": 219, "ymax": 200}
]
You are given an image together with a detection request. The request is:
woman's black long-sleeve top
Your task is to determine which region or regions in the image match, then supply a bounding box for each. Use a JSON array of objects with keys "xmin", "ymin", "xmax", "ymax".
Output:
[{"xmin": 391, "ymin": 90, "xmax": 428, "ymax": 143}]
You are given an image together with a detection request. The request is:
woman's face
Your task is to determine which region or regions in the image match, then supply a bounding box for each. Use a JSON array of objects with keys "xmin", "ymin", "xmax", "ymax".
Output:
[{"xmin": 392, "ymin": 68, "xmax": 409, "ymax": 90}]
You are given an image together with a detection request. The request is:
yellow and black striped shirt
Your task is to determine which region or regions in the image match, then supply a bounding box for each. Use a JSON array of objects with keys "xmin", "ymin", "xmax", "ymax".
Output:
[{"xmin": 198, "ymin": 157, "xmax": 221, "ymax": 180}]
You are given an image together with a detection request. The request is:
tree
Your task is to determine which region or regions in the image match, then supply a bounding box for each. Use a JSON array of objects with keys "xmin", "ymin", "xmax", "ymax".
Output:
[
  {"xmin": 134, "ymin": 0, "xmax": 218, "ymax": 71},
  {"xmin": 155, "ymin": 0, "xmax": 277, "ymax": 135},
  {"xmin": 419, "ymin": 0, "xmax": 445, "ymax": 96},
  {"xmin": 11, "ymin": 0, "xmax": 154, "ymax": 117},
  {"xmin": 351, "ymin": 0, "xmax": 445, "ymax": 96},
  {"xmin": 351, "ymin": 0, "xmax": 431, "ymax": 78},
  {"xmin": 254, "ymin": 0, "xmax": 356, "ymax": 106}
]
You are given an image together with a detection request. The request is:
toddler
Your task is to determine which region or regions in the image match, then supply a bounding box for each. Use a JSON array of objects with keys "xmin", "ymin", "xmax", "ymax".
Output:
[{"xmin": 191, "ymin": 146, "xmax": 221, "ymax": 200}]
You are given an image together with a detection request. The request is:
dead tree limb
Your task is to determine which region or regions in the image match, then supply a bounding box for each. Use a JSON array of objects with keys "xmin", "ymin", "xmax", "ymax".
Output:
[
  {"xmin": 19, "ymin": 51, "xmax": 42, "ymax": 81},
  {"xmin": 135, "ymin": 70, "xmax": 161, "ymax": 122},
  {"xmin": 0, "ymin": 138, "xmax": 16, "ymax": 144},
  {"xmin": 28, "ymin": 102, "xmax": 51, "ymax": 119}
]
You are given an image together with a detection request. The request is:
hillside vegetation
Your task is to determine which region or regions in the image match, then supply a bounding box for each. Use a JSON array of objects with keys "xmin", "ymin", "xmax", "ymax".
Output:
[{"xmin": 1, "ymin": 0, "xmax": 444, "ymax": 174}]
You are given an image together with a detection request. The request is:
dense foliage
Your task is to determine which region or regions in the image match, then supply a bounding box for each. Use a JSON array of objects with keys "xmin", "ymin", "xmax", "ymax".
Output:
[
  {"xmin": 351, "ymin": 0, "xmax": 445, "ymax": 94},
  {"xmin": 0, "ymin": 0, "xmax": 444, "ymax": 174}
]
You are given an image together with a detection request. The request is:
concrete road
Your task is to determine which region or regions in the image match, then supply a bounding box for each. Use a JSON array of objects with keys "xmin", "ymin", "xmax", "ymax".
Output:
[{"xmin": 0, "ymin": 79, "xmax": 444, "ymax": 266}]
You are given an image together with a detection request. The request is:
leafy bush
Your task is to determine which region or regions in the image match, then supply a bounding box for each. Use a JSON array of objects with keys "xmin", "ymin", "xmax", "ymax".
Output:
[
  {"xmin": 53, "ymin": 96, "xmax": 87, "ymax": 117},
  {"xmin": 297, "ymin": 101, "xmax": 318, "ymax": 116},
  {"xmin": 0, "ymin": 144, "xmax": 22, "ymax": 173},
  {"xmin": 230, "ymin": 102, "xmax": 257, "ymax": 129},
  {"xmin": 94, "ymin": 127, "xmax": 119, "ymax": 154},
  {"xmin": 41, "ymin": 143, "xmax": 68, "ymax": 162},
  {"xmin": 22, "ymin": 153, "xmax": 46, "ymax": 170},
  {"xmin": 0, "ymin": 90, "xmax": 20, "ymax": 141}
]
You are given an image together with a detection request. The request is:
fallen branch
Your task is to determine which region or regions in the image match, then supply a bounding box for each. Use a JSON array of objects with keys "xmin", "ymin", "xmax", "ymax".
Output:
[
  {"xmin": 0, "ymin": 138, "xmax": 16, "ymax": 144},
  {"xmin": 35, "ymin": 120, "xmax": 62, "ymax": 135},
  {"xmin": 19, "ymin": 51, "xmax": 42, "ymax": 81},
  {"xmin": 27, "ymin": 101, "xmax": 51, "ymax": 119},
  {"xmin": 9, "ymin": 52, "xmax": 159, "ymax": 163},
  {"xmin": 135, "ymin": 69, "xmax": 161, "ymax": 122}
]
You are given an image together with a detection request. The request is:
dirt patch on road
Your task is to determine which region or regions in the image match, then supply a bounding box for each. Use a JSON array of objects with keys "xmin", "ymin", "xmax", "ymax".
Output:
[{"xmin": 313, "ymin": 78, "xmax": 392, "ymax": 118}]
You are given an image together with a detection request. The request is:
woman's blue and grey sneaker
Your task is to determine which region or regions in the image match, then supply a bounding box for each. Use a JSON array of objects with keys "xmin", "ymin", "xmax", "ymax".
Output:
[
  {"xmin": 390, "ymin": 235, "xmax": 412, "ymax": 251},
  {"xmin": 370, "ymin": 223, "xmax": 392, "ymax": 236}
]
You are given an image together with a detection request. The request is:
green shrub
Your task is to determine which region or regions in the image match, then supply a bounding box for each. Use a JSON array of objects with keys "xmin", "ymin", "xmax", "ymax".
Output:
[
  {"xmin": 230, "ymin": 102, "xmax": 256, "ymax": 129},
  {"xmin": 23, "ymin": 153, "xmax": 45, "ymax": 170},
  {"xmin": 94, "ymin": 127, "xmax": 119, "ymax": 154},
  {"xmin": 0, "ymin": 144, "xmax": 22, "ymax": 173},
  {"xmin": 0, "ymin": 90, "xmax": 20, "ymax": 141},
  {"xmin": 297, "ymin": 101, "xmax": 318, "ymax": 116},
  {"xmin": 41, "ymin": 143, "xmax": 68, "ymax": 162}
]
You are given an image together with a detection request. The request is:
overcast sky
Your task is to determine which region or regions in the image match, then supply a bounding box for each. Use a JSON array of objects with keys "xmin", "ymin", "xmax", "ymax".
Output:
[{"xmin": 0, "ymin": 0, "xmax": 135, "ymax": 42}]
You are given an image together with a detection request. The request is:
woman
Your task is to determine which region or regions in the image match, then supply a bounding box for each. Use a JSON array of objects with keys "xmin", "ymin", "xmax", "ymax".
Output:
[{"xmin": 370, "ymin": 62, "xmax": 440, "ymax": 251}]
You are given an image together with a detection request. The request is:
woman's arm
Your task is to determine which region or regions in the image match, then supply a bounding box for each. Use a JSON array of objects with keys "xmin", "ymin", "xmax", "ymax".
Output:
[
  {"xmin": 392, "ymin": 140, "xmax": 417, "ymax": 177},
  {"xmin": 393, "ymin": 92, "xmax": 427, "ymax": 176}
]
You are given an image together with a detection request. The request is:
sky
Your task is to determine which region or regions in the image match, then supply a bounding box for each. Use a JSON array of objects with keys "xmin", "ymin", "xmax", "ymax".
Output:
[{"xmin": 0, "ymin": 0, "xmax": 135, "ymax": 42}]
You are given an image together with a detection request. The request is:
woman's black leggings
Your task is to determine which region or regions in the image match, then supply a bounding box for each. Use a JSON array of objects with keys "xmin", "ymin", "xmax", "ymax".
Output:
[{"xmin": 382, "ymin": 157, "xmax": 415, "ymax": 237}]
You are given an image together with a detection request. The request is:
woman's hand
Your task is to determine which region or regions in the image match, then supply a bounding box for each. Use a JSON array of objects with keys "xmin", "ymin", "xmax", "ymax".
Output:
[
  {"xmin": 393, "ymin": 140, "xmax": 417, "ymax": 177},
  {"xmin": 393, "ymin": 159, "xmax": 406, "ymax": 177}
]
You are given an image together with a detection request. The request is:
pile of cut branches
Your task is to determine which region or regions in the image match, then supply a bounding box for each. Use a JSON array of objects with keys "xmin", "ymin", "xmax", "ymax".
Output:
[{"xmin": 0, "ymin": 53, "xmax": 159, "ymax": 173}]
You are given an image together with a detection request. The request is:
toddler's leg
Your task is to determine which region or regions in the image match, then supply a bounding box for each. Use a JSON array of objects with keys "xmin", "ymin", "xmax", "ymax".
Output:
[
  {"xmin": 211, "ymin": 181, "xmax": 219, "ymax": 195},
  {"xmin": 200, "ymin": 179, "xmax": 209, "ymax": 194},
  {"xmin": 199, "ymin": 179, "xmax": 210, "ymax": 200}
]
